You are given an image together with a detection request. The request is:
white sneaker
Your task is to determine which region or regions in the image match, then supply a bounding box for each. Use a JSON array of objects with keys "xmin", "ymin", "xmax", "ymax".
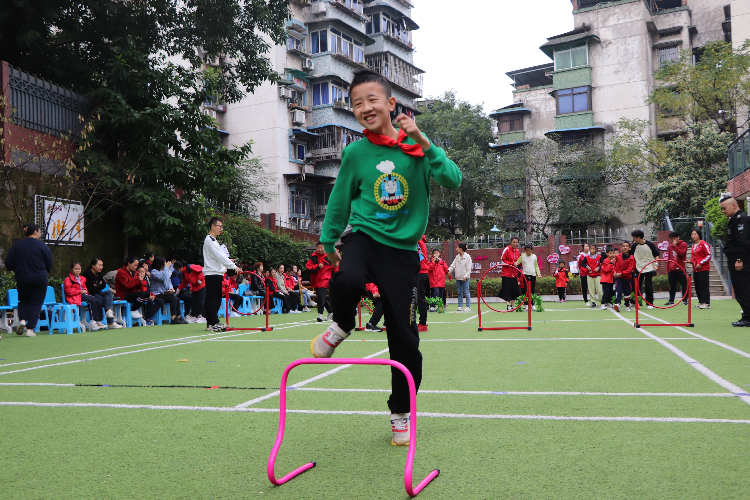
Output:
[
  {"xmin": 600, "ymin": 305, "xmax": 607, "ymax": 310},
  {"xmin": 229, "ymin": 312, "xmax": 241, "ymax": 318},
  {"xmin": 16, "ymin": 320, "xmax": 27, "ymax": 336},
  {"xmin": 88, "ymin": 322, "xmax": 99, "ymax": 331},
  {"xmin": 465, "ymin": 307, "xmax": 471, "ymax": 312},
  {"xmin": 105, "ymin": 310, "xmax": 115, "ymax": 319},
  {"xmin": 131, "ymin": 310, "xmax": 143, "ymax": 319},
  {"xmin": 647, "ymin": 305, "xmax": 654, "ymax": 310},
  {"xmin": 108, "ymin": 321, "xmax": 123, "ymax": 329},
  {"xmin": 302, "ymin": 307, "xmax": 310, "ymax": 313},
  {"xmin": 97, "ymin": 321, "xmax": 109, "ymax": 329},
  {"xmin": 196, "ymin": 316, "xmax": 207, "ymax": 323},
  {"xmin": 326, "ymin": 313, "xmax": 333, "ymax": 321},
  {"xmin": 390, "ymin": 413, "xmax": 410, "ymax": 446},
  {"xmin": 310, "ymin": 323, "xmax": 350, "ymax": 358},
  {"xmin": 531, "ymin": 305, "xmax": 537, "ymax": 311},
  {"xmin": 456, "ymin": 306, "xmax": 462, "ymax": 312},
  {"xmin": 25, "ymin": 329, "xmax": 36, "ymax": 337},
  {"xmin": 309, "ymin": 301, "xmax": 317, "ymax": 307},
  {"xmin": 626, "ymin": 307, "xmax": 631, "ymax": 312},
  {"xmin": 185, "ymin": 315, "xmax": 198, "ymax": 323}
]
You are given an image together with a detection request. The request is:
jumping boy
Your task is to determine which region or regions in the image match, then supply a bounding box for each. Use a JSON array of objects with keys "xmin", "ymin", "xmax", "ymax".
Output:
[{"xmin": 309, "ymin": 69, "xmax": 462, "ymax": 446}]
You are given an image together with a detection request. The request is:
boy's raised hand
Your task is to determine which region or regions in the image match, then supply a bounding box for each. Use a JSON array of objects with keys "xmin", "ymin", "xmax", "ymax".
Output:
[
  {"xmin": 327, "ymin": 250, "xmax": 342, "ymax": 266},
  {"xmin": 394, "ymin": 114, "xmax": 431, "ymax": 151}
]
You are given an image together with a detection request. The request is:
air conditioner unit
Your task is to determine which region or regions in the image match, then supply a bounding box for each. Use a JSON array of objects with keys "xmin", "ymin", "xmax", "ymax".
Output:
[
  {"xmin": 206, "ymin": 55, "xmax": 220, "ymax": 66},
  {"xmin": 311, "ymin": 2, "xmax": 327, "ymax": 14},
  {"xmin": 302, "ymin": 58, "xmax": 315, "ymax": 71},
  {"xmin": 292, "ymin": 110, "xmax": 306, "ymax": 125},
  {"xmin": 279, "ymin": 86, "xmax": 291, "ymax": 99}
]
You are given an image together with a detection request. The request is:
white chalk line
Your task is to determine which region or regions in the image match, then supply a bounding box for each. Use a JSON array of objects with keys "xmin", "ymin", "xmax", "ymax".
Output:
[
  {"xmin": 1, "ymin": 401, "xmax": 748, "ymax": 424},
  {"xmin": 610, "ymin": 310, "xmax": 750, "ymax": 406},
  {"xmin": 234, "ymin": 348, "xmax": 390, "ymax": 408},
  {"xmin": 0, "ymin": 318, "xmax": 319, "ymax": 369},
  {"xmin": 638, "ymin": 311, "xmax": 750, "ymax": 360},
  {"xmin": 289, "ymin": 388, "xmax": 739, "ymax": 397},
  {"xmin": 207, "ymin": 337, "xmax": 699, "ymax": 343},
  {"xmin": 0, "ymin": 321, "xmax": 318, "ymax": 377}
]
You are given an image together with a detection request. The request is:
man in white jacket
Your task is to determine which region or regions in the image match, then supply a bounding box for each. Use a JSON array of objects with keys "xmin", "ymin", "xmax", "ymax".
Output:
[
  {"xmin": 449, "ymin": 242, "xmax": 473, "ymax": 311},
  {"xmin": 203, "ymin": 217, "xmax": 238, "ymax": 332}
]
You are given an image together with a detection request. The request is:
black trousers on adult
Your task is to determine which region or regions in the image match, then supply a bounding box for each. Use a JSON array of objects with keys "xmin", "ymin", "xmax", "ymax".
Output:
[
  {"xmin": 638, "ymin": 271, "xmax": 655, "ymax": 305},
  {"xmin": 366, "ymin": 291, "xmax": 384, "ymax": 326},
  {"xmin": 329, "ymin": 231, "xmax": 421, "ymax": 414},
  {"xmin": 500, "ymin": 276, "xmax": 521, "ymax": 302},
  {"xmin": 123, "ymin": 292, "xmax": 162, "ymax": 320},
  {"xmin": 188, "ymin": 288, "xmax": 206, "ymax": 318},
  {"xmin": 693, "ymin": 271, "xmax": 711, "ymax": 305},
  {"xmin": 524, "ymin": 275, "xmax": 537, "ymax": 295},
  {"xmin": 205, "ymin": 275, "xmax": 223, "ymax": 327},
  {"xmin": 418, "ymin": 274, "xmax": 429, "ymax": 326},
  {"xmin": 155, "ymin": 293, "xmax": 181, "ymax": 317},
  {"xmin": 580, "ymin": 274, "xmax": 589, "ymax": 303},
  {"xmin": 17, "ymin": 279, "xmax": 48, "ymax": 329},
  {"xmin": 314, "ymin": 287, "xmax": 332, "ymax": 315},
  {"xmin": 729, "ymin": 265, "xmax": 750, "ymax": 320},
  {"xmin": 668, "ymin": 271, "xmax": 688, "ymax": 304}
]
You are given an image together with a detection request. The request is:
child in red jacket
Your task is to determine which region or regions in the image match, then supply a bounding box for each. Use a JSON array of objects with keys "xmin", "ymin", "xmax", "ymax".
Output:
[
  {"xmin": 614, "ymin": 241, "xmax": 635, "ymax": 312},
  {"xmin": 222, "ymin": 274, "xmax": 243, "ymax": 317},
  {"xmin": 64, "ymin": 261, "xmax": 105, "ymax": 329},
  {"xmin": 553, "ymin": 262, "xmax": 570, "ymax": 302},
  {"xmin": 600, "ymin": 246, "xmax": 617, "ymax": 309},
  {"xmin": 426, "ymin": 249, "xmax": 451, "ymax": 310},
  {"xmin": 178, "ymin": 264, "xmax": 206, "ymax": 322},
  {"xmin": 364, "ymin": 282, "xmax": 385, "ymax": 332}
]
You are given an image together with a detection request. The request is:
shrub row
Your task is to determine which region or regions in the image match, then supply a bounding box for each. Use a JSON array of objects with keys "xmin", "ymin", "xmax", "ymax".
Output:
[{"xmin": 443, "ymin": 275, "xmax": 671, "ymax": 297}]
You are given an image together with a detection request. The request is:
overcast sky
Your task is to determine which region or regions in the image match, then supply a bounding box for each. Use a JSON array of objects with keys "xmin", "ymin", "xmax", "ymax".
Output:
[{"xmin": 411, "ymin": 0, "xmax": 575, "ymax": 113}]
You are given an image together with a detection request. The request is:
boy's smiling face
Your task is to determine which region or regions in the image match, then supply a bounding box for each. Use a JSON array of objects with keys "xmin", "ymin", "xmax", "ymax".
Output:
[{"xmin": 351, "ymin": 81, "xmax": 396, "ymax": 134}]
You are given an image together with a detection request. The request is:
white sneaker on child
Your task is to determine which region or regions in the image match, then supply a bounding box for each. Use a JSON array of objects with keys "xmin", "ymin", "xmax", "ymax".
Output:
[
  {"xmin": 390, "ymin": 413, "xmax": 410, "ymax": 446},
  {"xmin": 310, "ymin": 323, "xmax": 350, "ymax": 358}
]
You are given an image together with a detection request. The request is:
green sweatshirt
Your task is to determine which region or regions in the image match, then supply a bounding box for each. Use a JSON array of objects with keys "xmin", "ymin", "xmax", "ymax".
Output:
[{"xmin": 320, "ymin": 135, "xmax": 462, "ymax": 254}]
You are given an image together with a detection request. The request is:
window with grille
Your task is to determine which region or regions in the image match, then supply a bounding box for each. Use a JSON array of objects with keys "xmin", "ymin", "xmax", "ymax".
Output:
[
  {"xmin": 657, "ymin": 45, "xmax": 680, "ymax": 67},
  {"xmin": 498, "ymin": 114, "xmax": 523, "ymax": 133},
  {"xmin": 556, "ymin": 86, "xmax": 590, "ymax": 114},
  {"xmin": 287, "ymin": 35, "xmax": 303, "ymax": 51},
  {"xmin": 558, "ymin": 131, "xmax": 594, "ymax": 146}
]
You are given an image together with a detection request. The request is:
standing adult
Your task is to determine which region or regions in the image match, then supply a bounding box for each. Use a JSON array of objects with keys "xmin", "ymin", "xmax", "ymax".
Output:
[
  {"xmin": 721, "ymin": 196, "xmax": 750, "ymax": 326},
  {"xmin": 82, "ymin": 257, "xmax": 122, "ymax": 329},
  {"xmin": 577, "ymin": 244, "xmax": 591, "ymax": 306},
  {"xmin": 690, "ymin": 229, "xmax": 712, "ymax": 309},
  {"xmin": 4, "ymin": 223, "xmax": 52, "ymax": 337},
  {"xmin": 665, "ymin": 232, "xmax": 688, "ymax": 306},
  {"xmin": 631, "ymin": 230, "xmax": 659, "ymax": 309},
  {"xmin": 448, "ymin": 242, "xmax": 472, "ymax": 312},
  {"xmin": 500, "ymin": 237, "xmax": 521, "ymax": 311},
  {"xmin": 306, "ymin": 242, "xmax": 335, "ymax": 322},
  {"xmin": 516, "ymin": 243, "xmax": 541, "ymax": 297},
  {"xmin": 203, "ymin": 217, "xmax": 238, "ymax": 333}
]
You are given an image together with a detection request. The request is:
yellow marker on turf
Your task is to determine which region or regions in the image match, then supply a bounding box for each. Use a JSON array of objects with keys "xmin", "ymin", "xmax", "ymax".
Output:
[{"xmin": 177, "ymin": 359, "xmax": 189, "ymax": 362}]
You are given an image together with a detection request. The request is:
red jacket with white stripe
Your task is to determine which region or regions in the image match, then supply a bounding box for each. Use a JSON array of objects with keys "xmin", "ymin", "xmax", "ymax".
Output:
[
  {"xmin": 615, "ymin": 254, "xmax": 635, "ymax": 280},
  {"xmin": 584, "ymin": 254, "xmax": 603, "ymax": 278},
  {"xmin": 667, "ymin": 240, "xmax": 688, "ymax": 272},
  {"xmin": 306, "ymin": 251, "xmax": 335, "ymax": 288},
  {"xmin": 554, "ymin": 268, "xmax": 570, "ymax": 288},
  {"xmin": 600, "ymin": 258, "xmax": 615, "ymax": 284},
  {"xmin": 577, "ymin": 253, "xmax": 589, "ymax": 277},
  {"xmin": 691, "ymin": 240, "xmax": 711, "ymax": 272},
  {"xmin": 500, "ymin": 245, "xmax": 521, "ymax": 278},
  {"xmin": 426, "ymin": 258, "xmax": 450, "ymax": 288}
]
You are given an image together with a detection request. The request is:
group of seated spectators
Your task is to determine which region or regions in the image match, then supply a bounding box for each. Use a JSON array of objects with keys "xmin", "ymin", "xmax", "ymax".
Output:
[{"xmin": 244, "ymin": 262, "xmax": 316, "ymax": 314}]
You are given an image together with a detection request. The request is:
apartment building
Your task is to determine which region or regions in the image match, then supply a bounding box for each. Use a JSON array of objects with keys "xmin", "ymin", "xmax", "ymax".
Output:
[
  {"xmin": 493, "ymin": 0, "xmax": 749, "ymax": 230},
  {"xmin": 204, "ymin": 0, "xmax": 422, "ymax": 233}
]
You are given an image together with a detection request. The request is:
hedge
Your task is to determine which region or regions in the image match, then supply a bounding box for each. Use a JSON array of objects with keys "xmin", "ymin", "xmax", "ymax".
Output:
[{"xmin": 443, "ymin": 275, "xmax": 671, "ymax": 297}]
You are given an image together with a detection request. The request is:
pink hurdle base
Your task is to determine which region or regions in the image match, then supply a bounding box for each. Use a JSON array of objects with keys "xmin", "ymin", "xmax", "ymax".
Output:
[{"xmin": 267, "ymin": 358, "xmax": 440, "ymax": 497}]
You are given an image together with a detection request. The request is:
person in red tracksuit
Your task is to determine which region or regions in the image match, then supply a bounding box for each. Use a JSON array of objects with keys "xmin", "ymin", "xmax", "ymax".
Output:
[
  {"xmin": 222, "ymin": 274, "xmax": 243, "ymax": 316},
  {"xmin": 500, "ymin": 237, "xmax": 522, "ymax": 310},
  {"xmin": 177, "ymin": 264, "xmax": 207, "ymax": 321},
  {"xmin": 554, "ymin": 262, "xmax": 570, "ymax": 302},
  {"xmin": 614, "ymin": 241, "xmax": 635, "ymax": 312},
  {"xmin": 417, "ymin": 235, "xmax": 430, "ymax": 332},
  {"xmin": 426, "ymin": 249, "xmax": 451, "ymax": 309},
  {"xmin": 578, "ymin": 243, "xmax": 591, "ymax": 305},
  {"xmin": 691, "ymin": 229, "xmax": 712, "ymax": 309},
  {"xmin": 364, "ymin": 282, "xmax": 385, "ymax": 332},
  {"xmin": 600, "ymin": 246, "xmax": 617, "ymax": 309},
  {"xmin": 666, "ymin": 231, "xmax": 688, "ymax": 306},
  {"xmin": 306, "ymin": 242, "xmax": 335, "ymax": 322},
  {"xmin": 583, "ymin": 248, "xmax": 603, "ymax": 308}
]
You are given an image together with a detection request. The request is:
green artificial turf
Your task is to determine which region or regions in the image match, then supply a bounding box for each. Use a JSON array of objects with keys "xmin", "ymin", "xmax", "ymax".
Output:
[{"xmin": 1, "ymin": 301, "xmax": 750, "ymax": 499}]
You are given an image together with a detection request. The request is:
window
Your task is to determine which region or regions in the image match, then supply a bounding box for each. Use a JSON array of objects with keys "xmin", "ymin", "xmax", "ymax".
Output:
[
  {"xmin": 353, "ymin": 40, "xmax": 364, "ymax": 63},
  {"xmin": 312, "ymin": 82, "xmax": 330, "ymax": 106},
  {"xmin": 329, "ymin": 29, "xmax": 353, "ymax": 58},
  {"xmin": 290, "ymin": 89, "xmax": 307, "ymax": 106},
  {"xmin": 557, "ymin": 86, "xmax": 590, "ymax": 114},
  {"xmin": 296, "ymin": 144, "xmax": 306, "ymax": 161},
  {"xmin": 657, "ymin": 45, "xmax": 680, "ymax": 67},
  {"xmin": 554, "ymin": 43, "xmax": 588, "ymax": 71},
  {"xmin": 558, "ymin": 131, "xmax": 594, "ymax": 147},
  {"xmin": 291, "ymin": 196, "xmax": 308, "ymax": 217},
  {"xmin": 311, "ymin": 29, "xmax": 328, "ymax": 53},
  {"xmin": 498, "ymin": 114, "xmax": 522, "ymax": 133},
  {"xmin": 316, "ymin": 186, "xmax": 332, "ymax": 206},
  {"xmin": 287, "ymin": 35, "xmax": 303, "ymax": 51},
  {"xmin": 331, "ymin": 84, "xmax": 349, "ymax": 105}
]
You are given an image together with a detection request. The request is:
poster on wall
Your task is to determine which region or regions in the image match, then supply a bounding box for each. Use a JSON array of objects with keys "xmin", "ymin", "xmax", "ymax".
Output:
[
  {"xmin": 569, "ymin": 260, "xmax": 579, "ymax": 274},
  {"xmin": 39, "ymin": 198, "xmax": 84, "ymax": 245}
]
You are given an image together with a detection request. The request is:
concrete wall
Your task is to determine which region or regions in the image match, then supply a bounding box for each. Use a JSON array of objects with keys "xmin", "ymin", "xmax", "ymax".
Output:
[{"xmin": 512, "ymin": 87, "xmax": 556, "ymax": 140}]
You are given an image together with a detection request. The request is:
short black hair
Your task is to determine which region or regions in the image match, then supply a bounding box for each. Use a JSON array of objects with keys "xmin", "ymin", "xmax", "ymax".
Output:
[
  {"xmin": 173, "ymin": 261, "xmax": 184, "ymax": 271},
  {"xmin": 123, "ymin": 256, "xmax": 138, "ymax": 267},
  {"xmin": 524, "ymin": 243, "xmax": 533, "ymax": 249},
  {"xmin": 669, "ymin": 231, "xmax": 680, "ymax": 238},
  {"xmin": 144, "ymin": 251, "xmax": 154, "ymax": 260},
  {"xmin": 631, "ymin": 229, "xmax": 645, "ymax": 239},
  {"xmin": 606, "ymin": 245, "xmax": 615, "ymax": 253},
  {"xmin": 349, "ymin": 69, "xmax": 392, "ymax": 99},
  {"xmin": 209, "ymin": 217, "xmax": 223, "ymax": 228},
  {"xmin": 458, "ymin": 242, "xmax": 467, "ymax": 251},
  {"xmin": 153, "ymin": 256, "xmax": 166, "ymax": 270},
  {"xmin": 70, "ymin": 261, "xmax": 82, "ymax": 270},
  {"xmin": 510, "ymin": 236, "xmax": 520, "ymax": 243},
  {"xmin": 692, "ymin": 228, "xmax": 702, "ymax": 238},
  {"xmin": 719, "ymin": 195, "xmax": 733, "ymax": 204}
]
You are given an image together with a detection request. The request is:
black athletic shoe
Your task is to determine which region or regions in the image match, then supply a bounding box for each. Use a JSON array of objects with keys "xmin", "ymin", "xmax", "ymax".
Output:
[
  {"xmin": 365, "ymin": 323, "xmax": 383, "ymax": 332},
  {"xmin": 732, "ymin": 319, "xmax": 750, "ymax": 327},
  {"xmin": 171, "ymin": 317, "xmax": 188, "ymax": 325},
  {"xmin": 664, "ymin": 301, "xmax": 674, "ymax": 306}
]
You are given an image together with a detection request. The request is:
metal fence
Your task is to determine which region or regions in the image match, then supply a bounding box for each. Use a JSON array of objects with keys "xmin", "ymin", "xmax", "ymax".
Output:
[
  {"xmin": 8, "ymin": 64, "xmax": 91, "ymax": 138},
  {"xmin": 729, "ymin": 128, "xmax": 750, "ymax": 179}
]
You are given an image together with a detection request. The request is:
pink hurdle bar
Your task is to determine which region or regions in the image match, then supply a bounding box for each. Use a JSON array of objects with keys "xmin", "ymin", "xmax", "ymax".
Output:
[{"xmin": 267, "ymin": 358, "xmax": 440, "ymax": 497}]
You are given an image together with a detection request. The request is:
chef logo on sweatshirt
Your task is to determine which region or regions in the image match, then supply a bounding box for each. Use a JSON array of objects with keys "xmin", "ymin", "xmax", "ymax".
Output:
[{"xmin": 374, "ymin": 161, "xmax": 409, "ymax": 211}]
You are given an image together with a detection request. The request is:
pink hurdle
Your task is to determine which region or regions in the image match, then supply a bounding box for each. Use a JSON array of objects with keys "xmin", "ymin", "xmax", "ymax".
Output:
[{"xmin": 267, "ymin": 357, "xmax": 440, "ymax": 497}]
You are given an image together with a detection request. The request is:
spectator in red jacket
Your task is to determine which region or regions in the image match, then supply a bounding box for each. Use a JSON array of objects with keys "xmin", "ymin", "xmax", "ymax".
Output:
[
  {"xmin": 415, "ymin": 235, "xmax": 430, "ymax": 332},
  {"xmin": 115, "ymin": 256, "xmax": 152, "ymax": 320},
  {"xmin": 136, "ymin": 264, "xmax": 164, "ymax": 324},
  {"xmin": 613, "ymin": 241, "xmax": 635, "ymax": 312},
  {"xmin": 177, "ymin": 264, "xmax": 207, "ymax": 322},
  {"xmin": 691, "ymin": 229, "xmax": 712, "ymax": 309},
  {"xmin": 426, "ymin": 249, "xmax": 450, "ymax": 310},
  {"xmin": 364, "ymin": 282, "xmax": 385, "ymax": 332},
  {"xmin": 265, "ymin": 269, "xmax": 292, "ymax": 314},
  {"xmin": 583, "ymin": 247, "xmax": 604, "ymax": 308},
  {"xmin": 306, "ymin": 242, "xmax": 335, "ymax": 322},
  {"xmin": 222, "ymin": 274, "xmax": 243, "ymax": 317},
  {"xmin": 666, "ymin": 231, "xmax": 689, "ymax": 306},
  {"xmin": 65, "ymin": 261, "xmax": 105, "ymax": 330},
  {"xmin": 500, "ymin": 237, "xmax": 521, "ymax": 310},
  {"xmin": 554, "ymin": 262, "xmax": 570, "ymax": 302},
  {"xmin": 599, "ymin": 246, "xmax": 617, "ymax": 309}
]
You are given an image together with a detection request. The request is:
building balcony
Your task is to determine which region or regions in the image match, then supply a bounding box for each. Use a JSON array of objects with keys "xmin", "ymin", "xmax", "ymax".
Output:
[
  {"xmin": 333, "ymin": 99, "xmax": 353, "ymax": 113},
  {"xmin": 288, "ymin": 99, "xmax": 311, "ymax": 112},
  {"xmin": 329, "ymin": 0, "xmax": 368, "ymax": 22},
  {"xmin": 364, "ymin": 0, "xmax": 413, "ymax": 17},
  {"xmin": 371, "ymin": 30, "xmax": 416, "ymax": 52},
  {"xmin": 308, "ymin": 124, "xmax": 363, "ymax": 160},
  {"xmin": 203, "ymin": 101, "xmax": 226, "ymax": 112},
  {"xmin": 366, "ymin": 53, "xmax": 423, "ymax": 97},
  {"xmin": 495, "ymin": 131, "xmax": 526, "ymax": 145},
  {"xmin": 554, "ymin": 111, "xmax": 594, "ymax": 131},
  {"xmin": 287, "ymin": 44, "xmax": 311, "ymax": 58},
  {"xmin": 331, "ymin": 47, "xmax": 368, "ymax": 68}
]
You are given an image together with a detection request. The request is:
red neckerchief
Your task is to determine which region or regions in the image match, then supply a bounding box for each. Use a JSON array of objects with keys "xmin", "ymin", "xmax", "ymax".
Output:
[{"xmin": 363, "ymin": 129, "xmax": 425, "ymax": 157}]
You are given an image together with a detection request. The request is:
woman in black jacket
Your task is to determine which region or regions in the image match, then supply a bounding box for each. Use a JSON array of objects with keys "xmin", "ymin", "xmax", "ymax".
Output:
[{"xmin": 4, "ymin": 224, "xmax": 53, "ymax": 337}]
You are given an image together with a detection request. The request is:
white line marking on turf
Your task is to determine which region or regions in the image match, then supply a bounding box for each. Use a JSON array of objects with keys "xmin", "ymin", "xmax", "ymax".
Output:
[
  {"xmin": 3, "ymin": 401, "xmax": 750, "ymax": 424},
  {"xmin": 460, "ymin": 312, "xmax": 484, "ymax": 323},
  {"xmin": 638, "ymin": 311, "xmax": 750, "ymax": 360},
  {"xmin": 610, "ymin": 310, "xmax": 750, "ymax": 404},
  {"xmin": 287, "ymin": 388, "xmax": 739, "ymax": 397},
  {"xmin": 234, "ymin": 348, "xmax": 390, "ymax": 408},
  {"xmin": 208, "ymin": 337, "xmax": 698, "ymax": 343},
  {"xmin": 0, "ymin": 383, "xmax": 76, "ymax": 387}
]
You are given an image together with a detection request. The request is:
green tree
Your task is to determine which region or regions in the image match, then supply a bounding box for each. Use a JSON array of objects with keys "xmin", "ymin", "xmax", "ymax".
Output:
[
  {"xmin": 1, "ymin": 0, "xmax": 289, "ymax": 252},
  {"xmin": 705, "ymin": 197, "xmax": 730, "ymax": 243},
  {"xmin": 640, "ymin": 125, "xmax": 732, "ymax": 224},
  {"xmin": 649, "ymin": 40, "xmax": 750, "ymax": 136},
  {"xmin": 416, "ymin": 92, "xmax": 495, "ymax": 239}
]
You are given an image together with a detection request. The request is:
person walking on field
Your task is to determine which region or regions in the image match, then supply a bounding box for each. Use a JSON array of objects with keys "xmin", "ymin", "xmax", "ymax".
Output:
[
  {"xmin": 631, "ymin": 229, "xmax": 659, "ymax": 309},
  {"xmin": 516, "ymin": 243, "xmax": 541, "ymax": 297},
  {"xmin": 203, "ymin": 217, "xmax": 239, "ymax": 332},
  {"xmin": 449, "ymin": 242, "xmax": 473, "ymax": 311},
  {"xmin": 500, "ymin": 237, "xmax": 522, "ymax": 311},
  {"xmin": 554, "ymin": 261, "xmax": 570, "ymax": 302},
  {"xmin": 4, "ymin": 224, "xmax": 53, "ymax": 338},
  {"xmin": 690, "ymin": 228, "xmax": 712, "ymax": 310},
  {"xmin": 577, "ymin": 243, "xmax": 591, "ymax": 306},
  {"xmin": 720, "ymin": 196, "xmax": 750, "ymax": 326},
  {"xmin": 583, "ymin": 245, "xmax": 604, "ymax": 308},
  {"xmin": 426, "ymin": 249, "xmax": 450, "ymax": 310},
  {"xmin": 665, "ymin": 231, "xmax": 689, "ymax": 306},
  {"xmin": 306, "ymin": 242, "xmax": 335, "ymax": 322}
]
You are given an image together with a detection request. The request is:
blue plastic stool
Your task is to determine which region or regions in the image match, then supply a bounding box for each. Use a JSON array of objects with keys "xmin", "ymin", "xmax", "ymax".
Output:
[
  {"xmin": 152, "ymin": 302, "xmax": 171, "ymax": 325},
  {"xmin": 270, "ymin": 298, "xmax": 283, "ymax": 315},
  {"xmin": 32, "ymin": 286, "xmax": 57, "ymax": 333},
  {"xmin": 112, "ymin": 300, "xmax": 134, "ymax": 328},
  {"xmin": 49, "ymin": 304, "xmax": 84, "ymax": 334}
]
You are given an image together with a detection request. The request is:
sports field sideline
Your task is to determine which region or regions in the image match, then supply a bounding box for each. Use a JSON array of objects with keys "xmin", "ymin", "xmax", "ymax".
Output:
[{"xmin": 1, "ymin": 299, "xmax": 749, "ymax": 499}]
